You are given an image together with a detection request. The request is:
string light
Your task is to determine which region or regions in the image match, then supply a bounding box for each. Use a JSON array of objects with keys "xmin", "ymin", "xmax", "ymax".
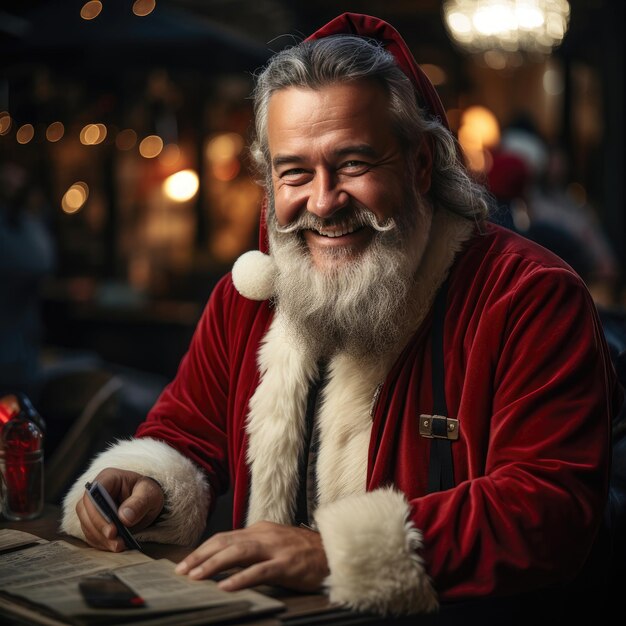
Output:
[
  {"xmin": 16, "ymin": 124, "xmax": 35, "ymax": 144},
  {"xmin": 133, "ymin": 0, "xmax": 157, "ymax": 17},
  {"xmin": 80, "ymin": 123, "xmax": 107, "ymax": 145},
  {"xmin": 46, "ymin": 121, "xmax": 65, "ymax": 142},
  {"xmin": 80, "ymin": 1, "xmax": 103, "ymax": 20},
  {"xmin": 0, "ymin": 112, "xmax": 11, "ymax": 135},
  {"xmin": 139, "ymin": 135, "xmax": 163, "ymax": 158},
  {"xmin": 0, "ymin": 118, "xmax": 182, "ymax": 161},
  {"xmin": 61, "ymin": 182, "xmax": 89, "ymax": 214}
]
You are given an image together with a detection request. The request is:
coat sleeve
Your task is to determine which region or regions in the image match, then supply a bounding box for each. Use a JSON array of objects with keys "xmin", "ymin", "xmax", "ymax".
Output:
[
  {"xmin": 411, "ymin": 265, "xmax": 617, "ymax": 599},
  {"xmin": 136, "ymin": 275, "xmax": 234, "ymax": 497}
]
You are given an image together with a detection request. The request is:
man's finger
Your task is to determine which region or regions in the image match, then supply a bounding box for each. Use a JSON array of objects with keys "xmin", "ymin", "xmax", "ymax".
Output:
[
  {"xmin": 77, "ymin": 496, "xmax": 125, "ymax": 552},
  {"xmin": 175, "ymin": 531, "xmax": 236, "ymax": 574},
  {"xmin": 218, "ymin": 560, "xmax": 281, "ymax": 591},
  {"xmin": 185, "ymin": 541, "xmax": 265, "ymax": 580},
  {"xmin": 117, "ymin": 477, "xmax": 163, "ymax": 529}
]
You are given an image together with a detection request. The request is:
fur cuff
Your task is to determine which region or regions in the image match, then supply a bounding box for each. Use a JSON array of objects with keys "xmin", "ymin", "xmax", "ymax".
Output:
[
  {"xmin": 231, "ymin": 250, "xmax": 276, "ymax": 301},
  {"xmin": 61, "ymin": 438, "xmax": 210, "ymax": 546},
  {"xmin": 314, "ymin": 488, "xmax": 438, "ymax": 615}
]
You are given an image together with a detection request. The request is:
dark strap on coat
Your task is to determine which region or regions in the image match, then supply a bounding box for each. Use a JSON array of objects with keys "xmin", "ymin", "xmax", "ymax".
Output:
[
  {"xmin": 427, "ymin": 278, "xmax": 455, "ymax": 493},
  {"xmin": 294, "ymin": 360, "xmax": 327, "ymax": 525}
]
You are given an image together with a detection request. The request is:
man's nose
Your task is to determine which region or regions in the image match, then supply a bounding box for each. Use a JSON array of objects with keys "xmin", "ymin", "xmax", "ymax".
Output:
[{"xmin": 307, "ymin": 170, "xmax": 348, "ymax": 218}]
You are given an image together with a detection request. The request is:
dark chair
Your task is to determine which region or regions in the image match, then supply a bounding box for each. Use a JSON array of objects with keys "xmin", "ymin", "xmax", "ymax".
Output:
[
  {"xmin": 43, "ymin": 371, "xmax": 123, "ymax": 503},
  {"xmin": 40, "ymin": 365, "xmax": 167, "ymax": 504}
]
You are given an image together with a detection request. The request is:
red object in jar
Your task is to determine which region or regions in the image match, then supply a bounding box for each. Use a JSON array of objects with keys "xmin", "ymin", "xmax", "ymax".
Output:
[
  {"xmin": 0, "ymin": 395, "xmax": 20, "ymax": 428},
  {"xmin": 1, "ymin": 394, "xmax": 45, "ymax": 520}
]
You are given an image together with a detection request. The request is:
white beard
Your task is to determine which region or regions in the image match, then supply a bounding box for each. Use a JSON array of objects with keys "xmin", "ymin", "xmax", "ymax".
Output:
[{"xmin": 267, "ymin": 192, "xmax": 433, "ymax": 359}]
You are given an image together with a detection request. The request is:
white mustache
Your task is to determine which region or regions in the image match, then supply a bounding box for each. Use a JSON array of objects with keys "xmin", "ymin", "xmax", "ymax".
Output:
[{"xmin": 274, "ymin": 206, "xmax": 396, "ymax": 236}]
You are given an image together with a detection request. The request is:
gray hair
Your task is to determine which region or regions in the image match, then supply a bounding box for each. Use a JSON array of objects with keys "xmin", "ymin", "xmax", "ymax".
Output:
[{"xmin": 250, "ymin": 35, "xmax": 489, "ymax": 222}]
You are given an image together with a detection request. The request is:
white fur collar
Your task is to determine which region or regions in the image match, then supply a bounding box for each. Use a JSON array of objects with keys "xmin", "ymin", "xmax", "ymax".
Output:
[{"xmin": 244, "ymin": 210, "xmax": 474, "ymax": 525}]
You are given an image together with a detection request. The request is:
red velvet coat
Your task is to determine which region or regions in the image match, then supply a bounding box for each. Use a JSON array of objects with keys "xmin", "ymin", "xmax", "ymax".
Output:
[{"xmin": 137, "ymin": 223, "xmax": 620, "ymax": 600}]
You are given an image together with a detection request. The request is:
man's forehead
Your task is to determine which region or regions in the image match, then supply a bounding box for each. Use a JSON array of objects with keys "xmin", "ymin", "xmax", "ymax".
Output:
[
  {"xmin": 267, "ymin": 78, "xmax": 388, "ymax": 108},
  {"xmin": 267, "ymin": 81, "xmax": 392, "ymax": 125},
  {"xmin": 266, "ymin": 83, "xmax": 398, "ymax": 154}
]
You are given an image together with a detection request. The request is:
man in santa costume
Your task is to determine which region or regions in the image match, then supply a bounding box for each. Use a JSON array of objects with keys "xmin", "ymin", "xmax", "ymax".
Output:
[{"xmin": 62, "ymin": 13, "xmax": 621, "ymax": 616}]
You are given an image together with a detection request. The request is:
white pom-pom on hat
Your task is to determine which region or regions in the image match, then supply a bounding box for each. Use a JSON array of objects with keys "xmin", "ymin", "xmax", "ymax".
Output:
[{"xmin": 232, "ymin": 250, "xmax": 277, "ymax": 301}]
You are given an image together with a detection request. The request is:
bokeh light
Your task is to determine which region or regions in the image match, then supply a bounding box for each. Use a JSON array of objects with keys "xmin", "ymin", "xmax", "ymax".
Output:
[
  {"xmin": 133, "ymin": 0, "xmax": 156, "ymax": 17},
  {"xmin": 80, "ymin": 1, "xmax": 102, "ymax": 20},
  {"xmin": 80, "ymin": 123, "xmax": 107, "ymax": 145},
  {"xmin": 0, "ymin": 112, "xmax": 12, "ymax": 135},
  {"xmin": 115, "ymin": 128, "xmax": 138, "ymax": 150},
  {"xmin": 457, "ymin": 106, "xmax": 500, "ymax": 172},
  {"xmin": 206, "ymin": 132, "xmax": 244, "ymax": 164},
  {"xmin": 421, "ymin": 64, "xmax": 447, "ymax": 86},
  {"xmin": 206, "ymin": 132, "xmax": 244, "ymax": 181},
  {"xmin": 61, "ymin": 182, "xmax": 89, "ymax": 214},
  {"xmin": 16, "ymin": 124, "xmax": 35, "ymax": 144},
  {"xmin": 163, "ymin": 169, "xmax": 199, "ymax": 202},
  {"xmin": 46, "ymin": 121, "xmax": 65, "ymax": 142},
  {"xmin": 139, "ymin": 135, "xmax": 164, "ymax": 158}
]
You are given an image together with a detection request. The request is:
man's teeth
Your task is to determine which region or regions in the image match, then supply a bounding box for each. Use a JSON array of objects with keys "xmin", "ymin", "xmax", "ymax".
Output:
[{"xmin": 316, "ymin": 223, "xmax": 361, "ymax": 238}]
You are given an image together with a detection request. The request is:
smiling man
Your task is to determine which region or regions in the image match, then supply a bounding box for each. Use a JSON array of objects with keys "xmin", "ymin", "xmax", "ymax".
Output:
[{"xmin": 62, "ymin": 13, "xmax": 621, "ymax": 617}]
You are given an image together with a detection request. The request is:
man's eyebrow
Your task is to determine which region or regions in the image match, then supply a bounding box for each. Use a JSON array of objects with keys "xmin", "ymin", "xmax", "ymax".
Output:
[
  {"xmin": 272, "ymin": 154, "xmax": 303, "ymax": 169},
  {"xmin": 272, "ymin": 145, "xmax": 379, "ymax": 169},
  {"xmin": 335, "ymin": 144, "xmax": 379, "ymax": 159}
]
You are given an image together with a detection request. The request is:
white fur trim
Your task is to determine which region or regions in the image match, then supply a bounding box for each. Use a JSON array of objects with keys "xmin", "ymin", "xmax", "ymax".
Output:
[
  {"xmin": 245, "ymin": 313, "xmax": 319, "ymax": 525},
  {"xmin": 315, "ymin": 488, "xmax": 438, "ymax": 615},
  {"xmin": 61, "ymin": 438, "xmax": 210, "ymax": 546},
  {"xmin": 232, "ymin": 250, "xmax": 276, "ymax": 301},
  {"xmin": 315, "ymin": 354, "xmax": 391, "ymax": 507}
]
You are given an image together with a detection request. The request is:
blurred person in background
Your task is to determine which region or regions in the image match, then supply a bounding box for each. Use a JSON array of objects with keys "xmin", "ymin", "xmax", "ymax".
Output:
[
  {"xmin": 0, "ymin": 160, "xmax": 55, "ymax": 401},
  {"xmin": 486, "ymin": 148, "xmax": 531, "ymax": 232},
  {"xmin": 498, "ymin": 120, "xmax": 620, "ymax": 306}
]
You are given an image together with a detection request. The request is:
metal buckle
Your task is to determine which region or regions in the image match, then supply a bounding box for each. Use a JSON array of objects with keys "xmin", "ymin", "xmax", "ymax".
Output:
[{"xmin": 419, "ymin": 414, "xmax": 459, "ymax": 440}]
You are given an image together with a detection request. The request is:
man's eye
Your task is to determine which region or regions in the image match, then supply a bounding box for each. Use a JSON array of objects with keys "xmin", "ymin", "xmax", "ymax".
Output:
[
  {"xmin": 340, "ymin": 161, "xmax": 370, "ymax": 174},
  {"xmin": 280, "ymin": 168, "xmax": 310, "ymax": 182}
]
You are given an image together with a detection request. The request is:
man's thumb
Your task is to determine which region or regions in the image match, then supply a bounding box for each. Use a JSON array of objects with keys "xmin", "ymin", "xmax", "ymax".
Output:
[{"xmin": 119, "ymin": 477, "xmax": 164, "ymax": 529}]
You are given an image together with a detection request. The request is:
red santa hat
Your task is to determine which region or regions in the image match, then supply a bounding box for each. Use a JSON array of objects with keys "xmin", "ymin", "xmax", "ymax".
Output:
[
  {"xmin": 232, "ymin": 13, "xmax": 448, "ymax": 300},
  {"xmin": 487, "ymin": 150, "xmax": 531, "ymax": 201}
]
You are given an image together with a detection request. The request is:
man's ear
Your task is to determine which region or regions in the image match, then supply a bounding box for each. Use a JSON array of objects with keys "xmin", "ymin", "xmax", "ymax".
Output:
[{"xmin": 414, "ymin": 135, "xmax": 433, "ymax": 194}]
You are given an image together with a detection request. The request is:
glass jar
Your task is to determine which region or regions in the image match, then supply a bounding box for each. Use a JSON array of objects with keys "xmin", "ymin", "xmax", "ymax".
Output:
[{"xmin": 0, "ymin": 395, "xmax": 45, "ymax": 520}]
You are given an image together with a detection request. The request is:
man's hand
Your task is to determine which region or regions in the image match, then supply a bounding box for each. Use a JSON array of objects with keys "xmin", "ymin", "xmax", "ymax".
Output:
[
  {"xmin": 175, "ymin": 521, "xmax": 329, "ymax": 592},
  {"xmin": 76, "ymin": 468, "xmax": 164, "ymax": 552}
]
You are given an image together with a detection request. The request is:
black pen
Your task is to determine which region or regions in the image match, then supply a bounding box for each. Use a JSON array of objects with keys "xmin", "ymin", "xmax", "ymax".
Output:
[{"xmin": 85, "ymin": 481, "xmax": 143, "ymax": 552}]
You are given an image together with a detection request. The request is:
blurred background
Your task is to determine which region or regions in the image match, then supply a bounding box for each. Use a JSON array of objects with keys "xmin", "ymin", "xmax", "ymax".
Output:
[{"xmin": 1, "ymin": 1, "xmax": 624, "ymax": 499}]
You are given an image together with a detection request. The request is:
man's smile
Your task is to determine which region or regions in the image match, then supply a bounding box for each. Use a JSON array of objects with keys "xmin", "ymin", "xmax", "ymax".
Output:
[
  {"xmin": 305, "ymin": 218, "xmax": 366, "ymax": 239},
  {"xmin": 303, "ymin": 224, "xmax": 374, "ymax": 256},
  {"xmin": 306, "ymin": 225, "xmax": 363, "ymax": 238}
]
